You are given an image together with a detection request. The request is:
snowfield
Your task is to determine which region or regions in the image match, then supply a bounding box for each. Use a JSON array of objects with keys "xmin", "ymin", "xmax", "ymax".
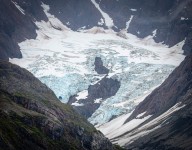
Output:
[{"xmin": 10, "ymin": 2, "xmax": 185, "ymax": 141}]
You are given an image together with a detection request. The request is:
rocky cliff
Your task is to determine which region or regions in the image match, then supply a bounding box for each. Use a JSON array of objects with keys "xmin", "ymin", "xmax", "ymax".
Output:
[{"xmin": 0, "ymin": 61, "xmax": 121, "ymax": 150}]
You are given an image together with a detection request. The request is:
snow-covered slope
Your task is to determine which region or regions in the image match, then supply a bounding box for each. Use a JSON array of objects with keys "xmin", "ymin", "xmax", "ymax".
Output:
[
  {"xmin": 10, "ymin": 3, "xmax": 185, "ymax": 126},
  {"xmin": 98, "ymin": 102, "xmax": 185, "ymax": 146}
]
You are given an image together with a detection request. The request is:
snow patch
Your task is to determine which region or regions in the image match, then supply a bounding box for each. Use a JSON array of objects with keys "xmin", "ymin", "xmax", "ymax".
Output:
[
  {"xmin": 136, "ymin": 111, "xmax": 146, "ymax": 118},
  {"xmin": 99, "ymin": 114, "xmax": 152, "ymax": 139},
  {"xmin": 97, "ymin": 112, "xmax": 132, "ymax": 135},
  {"xmin": 12, "ymin": 1, "xmax": 25, "ymax": 15},
  {"xmin": 76, "ymin": 90, "xmax": 88, "ymax": 100},
  {"xmin": 181, "ymin": 17, "xmax": 189, "ymax": 20},
  {"xmin": 94, "ymin": 98, "xmax": 102, "ymax": 104},
  {"xmin": 98, "ymin": 18, "xmax": 104, "ymax": 26},
  {"xmin": 72, "ymin": 102, "xmax": 84, "ymax": 106},
  {"xmin": 152, "ymin": 29, "xmax": 157, "ymax": 37},
  {"xmin": 90, "ymin": 0, "xmax": 114, "ymax": 28},
  {"xmin": 130, "ymin": 9, "xmax": 137, "ymax": 12},
  {"xmin": 126, "ymin": 15, "xmax": 134, "ymax": 31}
]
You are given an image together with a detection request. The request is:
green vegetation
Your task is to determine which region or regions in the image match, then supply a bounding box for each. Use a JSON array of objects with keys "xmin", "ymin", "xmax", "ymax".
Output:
[
  {"xmin": 0, "ymin": 61, "xmax": 120, "ymax": 150},
  {"xmin": 0, "ymin": 112, "xmax": 82, "ymax": 150}
]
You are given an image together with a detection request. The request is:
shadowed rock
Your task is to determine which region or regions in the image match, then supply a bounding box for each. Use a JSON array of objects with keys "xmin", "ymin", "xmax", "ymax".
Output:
[{"xmin": 94, "ymin": 57, "xmax": 109, "ymax": 75}]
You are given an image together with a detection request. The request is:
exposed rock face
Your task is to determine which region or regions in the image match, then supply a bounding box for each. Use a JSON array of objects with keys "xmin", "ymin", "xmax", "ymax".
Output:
[
  {"xmin": 68, "ymin": 57, "xmax": 120, "ymax": 118},
  {"xmin": 94, "ymin": 57, "xmax": 109, "ymax": 74},
  {"xmin": 0, "ymin": 0, "xmax": 48, "ymax": 60},
  {"xmin": 0, "ymin": 61, "xmax": 117, "ymax": 150},
  {"xmin": 96, "ymin": 0, "xmax": 192, "ymax": 54},
  {"xmin": 123, "ymin": 55, "xmax": 192, "ymax": 149},
  {"xmin": 42, "ymin": 0, "xmax": 105, "ymax": 30}
]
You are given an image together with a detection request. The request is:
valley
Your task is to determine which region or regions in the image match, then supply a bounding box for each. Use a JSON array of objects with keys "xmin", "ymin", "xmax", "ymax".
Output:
[{"xmin": 1, "ymin": 0, "xmax": 192, "ymax": 149}]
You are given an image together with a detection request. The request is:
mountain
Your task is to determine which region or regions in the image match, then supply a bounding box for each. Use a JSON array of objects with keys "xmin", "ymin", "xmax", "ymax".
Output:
[
  {"xmin": 7, "ymin": 0, "xmax": 185, "ymax": 127},
  {"xmin": 97, "ymin": 0, "xmax": 192, "ymax": 54},
  {"xmin": 0, "ymin": 0, "xmax": 192, "ymax": 149},
  {"xmin": 1, "ymin": 0, "xmax": 192, "ymax": 60},
  {"xmin": 0, "ymin": 0, "xmax": 48, "ymax": 60},
  {"xmin": 98, "ymin": 55, "xmax": 192, "ymax": 149},
  {"xmin": 0, "ymin": 61, "xmax": 122, "ymax": 150}
]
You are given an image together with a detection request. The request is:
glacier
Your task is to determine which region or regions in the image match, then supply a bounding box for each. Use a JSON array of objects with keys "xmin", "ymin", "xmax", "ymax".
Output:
[{"xmin": 10, "ymin": 3, "xmax": 185, "ymax": 126}]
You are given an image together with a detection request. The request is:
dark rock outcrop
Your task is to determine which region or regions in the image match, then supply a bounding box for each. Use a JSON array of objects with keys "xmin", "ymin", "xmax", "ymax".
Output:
[
  {"xmin": 0, "ymin": 0, "xmax": 48, "ymax": 60},
  {"xmin": 123, "ymin": 55, "xmax": 192, "ymax": 149},
  {"xmin": 88, "ymin": 77, "xmax": 120, "ymax": 100},
  {"xmin": 94, "ymin": 57, "xmax": 109, "ymax": 74},
  {"xmin": 0, "ymin": 61, "xmax": 118, "ymax": 150}
]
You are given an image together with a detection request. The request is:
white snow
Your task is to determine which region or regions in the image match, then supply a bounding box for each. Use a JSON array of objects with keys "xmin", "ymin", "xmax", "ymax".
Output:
[
  {"xmin": 108, "ymin": 102, "xmax": 186, "ymax": 146},
  {"xmin": 152, "ymin": 29, "xmax": 157, "ymax": 37},
  {"xmin": 98, "ymin": 18, "xmax": 104, "ymax": 26},
  {"xmin": 136, "ymin": 111, "xmax": 146, "ymax": 118},
  {"xmin": 124, "ymin": 32, "xmax": 185, "ymax": 66},
  {"xmin": 71, "ymin": 102, "xmax": 84, "ymax": 106},
  {"xmin": 94, "ymin": 98, "xmax": 102, "ymax": 103},
  {"xmin": 90, "ymin": 0, "xmax": 114, "ymax": 28},
  {"xmin": 130, "ymin": 9, "xmax": 137, "ymax": 12},
  {"xmin": 126, "ymin": 15, "xmax": 133, "ymax": 31},
  {"xmin": 12, "ymin": 1, "xmax": 25, "ymax": 15},
  {"xmin": 181, "ymin": 17, "xmax": 189, "ymax": 20},
  {"xmin": 97, "ymin": 112, "xmax": 132, "ymax": 134},
  {"xmin": 99, "ymin": 113, "xmax": 152, "ymax": 139},
  {"xmin": 76, "ymin": 90, "xmax": 88, "ymax": 100},
  {"xmin": 66, "ymin": 22, "xmax": 70, "ymax": 25}
]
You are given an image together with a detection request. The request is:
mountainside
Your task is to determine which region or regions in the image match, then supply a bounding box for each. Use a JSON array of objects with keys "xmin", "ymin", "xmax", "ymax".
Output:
[
  {"xmin": 99, "ymin": 55, "xmax": 192, "ymax": 149},
  {"xmin": 97, "ymin": 0, "xmax": 192, "ymax": 54},
  {"xmin": 126, "ymin": 55, "xmax": 192, "ymax": 150},
  {"xmin": 8, "ymin": 0, "xmax": 185, "ymax": 127},
  {"xmin": 1, "ymin": 0, "xmax": 192, "ymax": 60},
  {"xmin": 0, "ymin": 61, "xmax": 120, "ymax": 150},
  {"xmin": 0, "ymin": 0, "xmax": 48, "ymax": 60},
  {"xmin": 0, "ymin": 0, "xmax": 192, "ymax": 149}
]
